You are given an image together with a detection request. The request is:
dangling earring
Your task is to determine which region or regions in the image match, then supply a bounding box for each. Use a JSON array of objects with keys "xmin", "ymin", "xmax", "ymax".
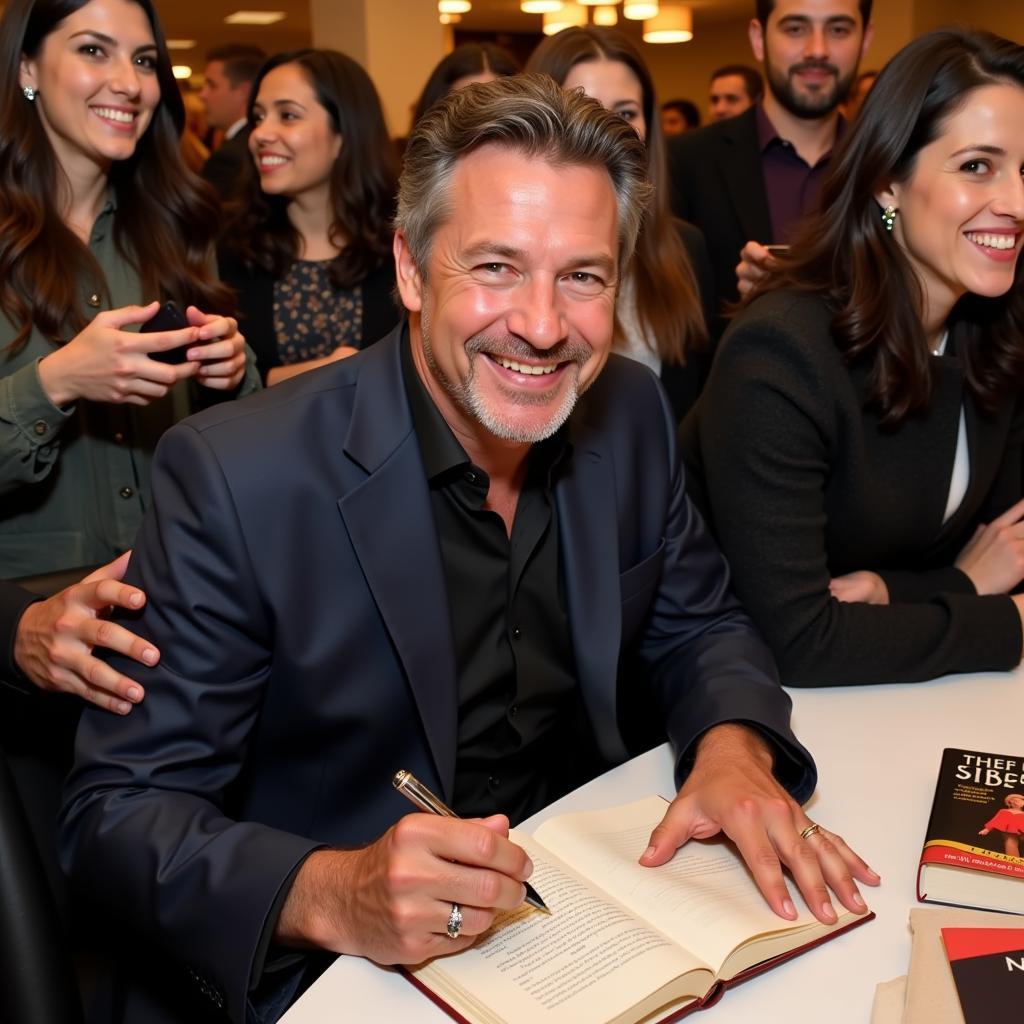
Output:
[
  {"xmin": 881, "ymin": 205, "xmax": 897, "ymax": 233},
  {"xmin": 22, "ymin": 86, "xmax": 36, "ymax": 102}
]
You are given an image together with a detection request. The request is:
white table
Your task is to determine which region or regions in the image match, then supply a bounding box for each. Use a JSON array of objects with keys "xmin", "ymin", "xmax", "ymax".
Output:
[{"xmin": 281, "ymin": 666, "xmax": 1023, "ymax": 1023}]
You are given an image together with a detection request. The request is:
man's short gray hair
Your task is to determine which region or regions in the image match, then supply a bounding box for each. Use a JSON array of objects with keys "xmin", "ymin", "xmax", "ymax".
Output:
[{"xmin": 396, "ymin": 73, "xmax": 652, "ymax": 276}]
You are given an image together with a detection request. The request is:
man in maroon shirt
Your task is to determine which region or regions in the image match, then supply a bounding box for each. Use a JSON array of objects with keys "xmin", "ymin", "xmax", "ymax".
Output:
[{"xmin": 668, "ymin": 0, "xmax": 873, "ymax": 310}]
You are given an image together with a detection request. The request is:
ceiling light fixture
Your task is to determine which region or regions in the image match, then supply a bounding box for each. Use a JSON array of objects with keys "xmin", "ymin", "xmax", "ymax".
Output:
[
  {"xmin": 521, "ymin": 1, "xmax": 564, "ymax": 13},
  {"xmin": 438, "ymin": 0, "xmax": 471, "ymax": 12},
  {"xmin": 172, "ymin": 65, "xmax": 193, "ymax": 80},
  {"xmin": 223, "ymin": 11, "xmax": 286, "ymax": 26},
  {"xmin": 592, "ymin": 5, "xmax": 618, "ymax": 24},
  {"xmin": 643, "ymin": 3, "xmax": 693, "ymax": 42},
  {"xmin": 622, "ymin": 2, "xmax": 659, "ymax": 19},
  {"xmin": 165, "ymin": 39, "xmax": 197, "ymax": 50},
  {"xmin": 542, "ymin": 2, "xmax": 586, "ymax": 34}
]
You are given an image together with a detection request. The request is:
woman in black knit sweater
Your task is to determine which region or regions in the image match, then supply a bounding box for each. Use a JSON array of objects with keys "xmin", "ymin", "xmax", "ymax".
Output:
[{"xmin": 681, "ymin": 29, "xmax": 1024, "ymax": 686}]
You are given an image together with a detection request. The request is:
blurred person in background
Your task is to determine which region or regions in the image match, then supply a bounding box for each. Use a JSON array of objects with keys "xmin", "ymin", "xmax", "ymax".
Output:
[
  {"xmin": 660, "ymin": 97, "xmax": 701, "ymax": 134},
  {"xmin": 708, "ymin": 63, "xmax": 763, "ymax": 121},
  {"xmin": 199, "ymin": 42, "xmax": 264, "ymax": 198},
  {"xmin": 528, "ymin": 26, "xmax": 712, "ymax": 420},
  {"xmin": 411, "ymin": 41, "xmax": 519, "ymax": 129},
  {"xmin": 219, "ymin": 50, "xmax": 400, "ymax": 385}
]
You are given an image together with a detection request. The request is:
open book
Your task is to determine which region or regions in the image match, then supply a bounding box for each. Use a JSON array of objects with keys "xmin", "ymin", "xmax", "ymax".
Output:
[{"xmin": 409, "ymin": 796, "xmax": 874, "ymax": 1024}]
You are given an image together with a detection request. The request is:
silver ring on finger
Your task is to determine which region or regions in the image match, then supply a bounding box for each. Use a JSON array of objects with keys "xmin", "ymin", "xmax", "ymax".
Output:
[
  {"xmin": 446, "ymin": 902, "xmax": 463, "ymax": 940},
  {"xmin": 799, "ymin": 822, "xmax": 822, "ymax": 841}
]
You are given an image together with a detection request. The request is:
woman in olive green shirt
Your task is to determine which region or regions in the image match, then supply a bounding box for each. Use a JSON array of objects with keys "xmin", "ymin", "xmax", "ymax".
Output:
[{"xmin": 0, "ymin": 0, "xmax": 259, "ymax": 578}]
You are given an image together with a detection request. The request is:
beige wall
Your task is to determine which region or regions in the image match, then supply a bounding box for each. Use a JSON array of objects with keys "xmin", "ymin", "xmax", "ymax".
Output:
[
  {"xmin": 310, "ymin": 0, "xmax": 447, "ymax": 137},
  {"xmin": 915, "ymin": 0, "xmax": 1024, "ymax": 41}
]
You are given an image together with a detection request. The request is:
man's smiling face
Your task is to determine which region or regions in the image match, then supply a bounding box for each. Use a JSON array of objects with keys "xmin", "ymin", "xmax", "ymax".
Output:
[{"xmin": 396, "ymin": 144, "xmax": 620, "ymax": 450}]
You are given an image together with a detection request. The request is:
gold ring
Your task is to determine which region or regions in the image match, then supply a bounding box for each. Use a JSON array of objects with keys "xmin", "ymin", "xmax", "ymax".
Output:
[{"xmin": 800, "ymin": 822, "xmax": 822, "ymax": 841}]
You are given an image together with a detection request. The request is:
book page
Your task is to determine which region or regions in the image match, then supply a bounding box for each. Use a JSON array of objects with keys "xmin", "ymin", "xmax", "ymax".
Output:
[
  {"xmin": 412, "ymin": 836, "xmax": 711, "ymax": 1024},
  {"xmin": 533, "ymin": 795, "xmax": 845, "ymax": 977}
]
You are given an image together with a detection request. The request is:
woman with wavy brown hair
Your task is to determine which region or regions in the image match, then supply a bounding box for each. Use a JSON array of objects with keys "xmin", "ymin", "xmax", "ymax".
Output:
[
  {"xmin": 0, "ymin": 0, "xmax": 256, "ymax": 579},
  {"xmin": 527, "ymin": 26, "xmax": 711, "ymax": 420},
  {"xmin": 682, "ymin": 29, "xmax": 1024, "ymax": 687},
  {"xmin": 219, "ymin": 49, "xmax": 400, "ymax": 385}
]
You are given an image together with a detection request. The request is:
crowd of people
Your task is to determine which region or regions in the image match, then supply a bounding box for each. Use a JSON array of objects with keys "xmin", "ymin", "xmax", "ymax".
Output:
[{"xmin": 1, "ymin": 0, "xmax": 1022, "ymax": 1021}]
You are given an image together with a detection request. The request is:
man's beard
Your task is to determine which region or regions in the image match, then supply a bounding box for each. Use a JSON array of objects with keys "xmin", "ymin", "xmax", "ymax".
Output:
[
  {"xmin": 765, "ymin": 55, "xmax": 856, "ymax": 119},
  {"xmin": 419, "ymin": 310, "xmax": 592, "ymax": 444}
]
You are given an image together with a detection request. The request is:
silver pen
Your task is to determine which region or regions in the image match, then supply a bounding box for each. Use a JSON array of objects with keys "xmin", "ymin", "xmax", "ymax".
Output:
[{"xmin": 392, "ymin": 769, "xmax": 550, "ymax": 914}]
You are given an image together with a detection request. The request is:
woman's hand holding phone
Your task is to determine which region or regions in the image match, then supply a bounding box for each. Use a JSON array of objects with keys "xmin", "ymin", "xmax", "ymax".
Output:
[
  {"xmin": 38, "ymin": 301, "xmax": 200, "ymax": 408},
  {"xmin": 181, "ymin": 305, "xmax": 248, "ymax": 391}
]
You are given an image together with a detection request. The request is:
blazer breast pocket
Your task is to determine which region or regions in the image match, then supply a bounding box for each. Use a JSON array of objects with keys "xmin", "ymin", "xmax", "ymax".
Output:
[{"xmin": 619, "ymin": 539, "xmax": 666, "ymax": 639}]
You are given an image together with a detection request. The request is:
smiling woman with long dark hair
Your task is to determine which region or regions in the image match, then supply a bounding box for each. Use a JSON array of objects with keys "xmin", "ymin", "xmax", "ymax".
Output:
[
  {"xmin": 0, "ymin": 0, "xmax": 257, "ymax": 579},
  {"xmin": 219, "ymin": 49, "xmax": 400, "ymax": 385},
  {"xmin": 682, "ymin": 29, "xmax": 1024, "ymax": 686}
]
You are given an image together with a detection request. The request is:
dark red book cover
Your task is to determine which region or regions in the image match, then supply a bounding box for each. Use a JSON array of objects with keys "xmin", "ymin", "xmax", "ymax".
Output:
[{"xmin": 941, "ymin": 926, "xmax": 1024, "ymax": 1022}]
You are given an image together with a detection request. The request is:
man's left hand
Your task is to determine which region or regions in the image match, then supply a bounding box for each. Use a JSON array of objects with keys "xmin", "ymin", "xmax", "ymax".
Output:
[{"xmin": 640, "ymin": 723, "xmax": 879, "ymax": 924}]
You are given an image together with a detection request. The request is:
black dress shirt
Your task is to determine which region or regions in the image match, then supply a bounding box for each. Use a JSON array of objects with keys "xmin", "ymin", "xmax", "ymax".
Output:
[{"xmin": 401, "ymin": 342, "xmax": 599, "ymax": 823}]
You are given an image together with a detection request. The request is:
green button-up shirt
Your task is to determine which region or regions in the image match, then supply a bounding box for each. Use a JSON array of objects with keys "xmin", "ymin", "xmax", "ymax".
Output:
[{"xmin": 0, "ymin": 196, "xmax": 261, "ymax": 578}]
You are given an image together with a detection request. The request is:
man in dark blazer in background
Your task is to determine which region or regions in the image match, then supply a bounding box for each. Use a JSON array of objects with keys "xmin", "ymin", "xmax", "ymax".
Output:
[
  {"xmin": 668, "ymin": 0, "xmax": 873, "ymax": 313},
  {"xmin": 59, "ymin": 77, "xmax": 876, "ymax": 1024},
  {"xmin": 199, "ymin": 44, "xmax": 265, "ymax": 200}
]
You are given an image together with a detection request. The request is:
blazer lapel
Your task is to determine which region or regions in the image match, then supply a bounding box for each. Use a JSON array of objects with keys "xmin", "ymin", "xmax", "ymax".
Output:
[
  {"xmin": 557, "ymin": 416, "xmax": 629, "ymax": 765},
  {"xmin": 337, "ymin": 332, "xmax": 459, "ymax": 798},
  {"xmin": 717, "ymin": 109, "xmax": 773, "ymax": 243}
]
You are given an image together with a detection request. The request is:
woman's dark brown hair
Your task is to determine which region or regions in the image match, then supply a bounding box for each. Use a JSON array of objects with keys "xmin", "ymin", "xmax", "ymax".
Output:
[
  {"xmin": 412, "ymin": 43, "xmax": 520, "ymax": 130},
  {"xmin": 0, "ymin": 0, "xmax": 230, "ymax": 353},
  {"xmin": 527, "ymin": 26, "xmax": 706, "ymax": 365},
  {"xmin": 224, "ymin": 49, "xmax": 398, "ymax": 292},
  {"xmin": 752, "ymin": 29, "xmax": 1024, "ymax": 425}
]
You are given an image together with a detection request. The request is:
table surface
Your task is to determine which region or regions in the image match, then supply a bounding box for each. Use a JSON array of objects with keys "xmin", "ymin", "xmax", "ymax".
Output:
[{"xmin": 280, "ymin": 666, "xmax": 1023, "ymax": 1024}]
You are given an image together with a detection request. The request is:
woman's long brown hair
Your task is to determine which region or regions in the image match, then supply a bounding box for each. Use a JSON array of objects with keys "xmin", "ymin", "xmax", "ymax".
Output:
[
  {"xmin": 748, "ymin": 29, "xmax": 1024, "ymax": 426},
  {"xmin": 223, "ymin": 49, "xmax": 398, "ymax": 291},
  {"xmin": 0, "ymin": 0, "xmax": 231, "ymax": 353},
  {"xmin": 527, "ymin": 26, "xmax": 707, "ymax": 365}
]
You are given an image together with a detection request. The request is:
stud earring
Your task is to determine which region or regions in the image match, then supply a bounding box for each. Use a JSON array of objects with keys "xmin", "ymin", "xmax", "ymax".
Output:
[
  {"xmin": 22, "ymin": 86, "xmax": 36, "ymax": 102},
  {"xmin": 881, "ymin": 205, "xmax": 897, "ymax": 233}
]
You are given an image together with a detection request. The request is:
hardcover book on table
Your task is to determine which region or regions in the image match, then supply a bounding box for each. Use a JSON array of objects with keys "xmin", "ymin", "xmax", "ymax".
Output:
[
  {"xmin": 407, "ymin": 796, "xmax": 874, "ymax": 1024},
  {"xmin": 918, "ymin": 747, "xmax": 1024, "ymax": 914},
  {"xmin": 941, "ymin": 925, "xmax": 1024, "ymax": 1022}
]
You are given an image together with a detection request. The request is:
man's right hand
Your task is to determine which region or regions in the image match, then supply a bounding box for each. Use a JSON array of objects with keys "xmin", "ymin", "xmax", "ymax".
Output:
[
  {"xmin": 735, "ymin": 240, "xmax": 776, "ymax": 297},
  {"xmin": 275, "ymin": 813, "xmax": 535, "ymax": 963}
]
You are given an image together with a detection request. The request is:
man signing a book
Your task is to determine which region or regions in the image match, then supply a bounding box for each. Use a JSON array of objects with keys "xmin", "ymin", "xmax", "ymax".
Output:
[{"xmin": 59, "ymin": 75, "xmax": 878, "ymax": 1024}]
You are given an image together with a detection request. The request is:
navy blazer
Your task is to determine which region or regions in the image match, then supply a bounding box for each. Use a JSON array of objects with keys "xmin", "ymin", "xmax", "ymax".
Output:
[{"xmin": 60, "ymin": 325, "xmax": 813, "ymax": 1023}]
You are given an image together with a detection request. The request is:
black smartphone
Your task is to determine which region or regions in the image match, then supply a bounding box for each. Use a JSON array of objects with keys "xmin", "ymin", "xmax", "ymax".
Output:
[{"xmin": 141, "ymin": 300, "xmax": 190, "ymax": 364}]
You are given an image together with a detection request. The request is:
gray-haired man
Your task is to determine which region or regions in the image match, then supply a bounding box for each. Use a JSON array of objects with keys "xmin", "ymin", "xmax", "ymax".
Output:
[{"xmin": 60, "ymin": 75, "xmax": 874, "ymax": 1024}]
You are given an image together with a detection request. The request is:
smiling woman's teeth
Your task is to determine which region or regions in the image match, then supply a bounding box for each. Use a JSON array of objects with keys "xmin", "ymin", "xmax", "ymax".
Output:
[
  {"xmin": 94, "ymin": 107, "xmax": 134, "ymax": 123},
  {"xmin": 495, "ymin": 357, "xmax": 557, "ymax": 375},
  {"xmin": 966, "ymin": 231, "xmax": 1017, "ymax": 250}
]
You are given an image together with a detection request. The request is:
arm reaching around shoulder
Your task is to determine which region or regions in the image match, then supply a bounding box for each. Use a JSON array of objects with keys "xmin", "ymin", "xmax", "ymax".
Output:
[
  {"xmin": 275, "ymin": 813, "xmax": 534, "ymax": 964},
  {"xmin": 13, "ymin": 552, "xmax": 158, "ymax": 713},
  {"xmin": 639, "ymin": 723, "xmax": 879, "ymax": 925}
]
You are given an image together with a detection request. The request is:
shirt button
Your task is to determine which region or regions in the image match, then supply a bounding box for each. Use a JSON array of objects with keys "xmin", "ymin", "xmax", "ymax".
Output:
[
  {"xmin": 119, "ymin": 486, "xmax": 134, "ymax": 499},
  {"xmin": 464, "ymin": 470, "xmax": 477, "ymax": 484},
  {"xmin": 113, "ymin": 432, "xmax": 125, "ymax": 444},
  {"xmin": 87, "ymin": 293, "xmax": 101, "ymax": 307},
  {"xmin": 509, "ymin": 704, "xmax": 519, "ymax": 719},
  {"xmin": 33, "ymin": 420, "xmax": 47, "ymax": 436},
  {"xmin": 488, "ymin": 775, "xmax": 501, "ymax": 789},
  {"xmin": 511, "ymin": 627, "xmax": 521, "ymax": 640}
]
